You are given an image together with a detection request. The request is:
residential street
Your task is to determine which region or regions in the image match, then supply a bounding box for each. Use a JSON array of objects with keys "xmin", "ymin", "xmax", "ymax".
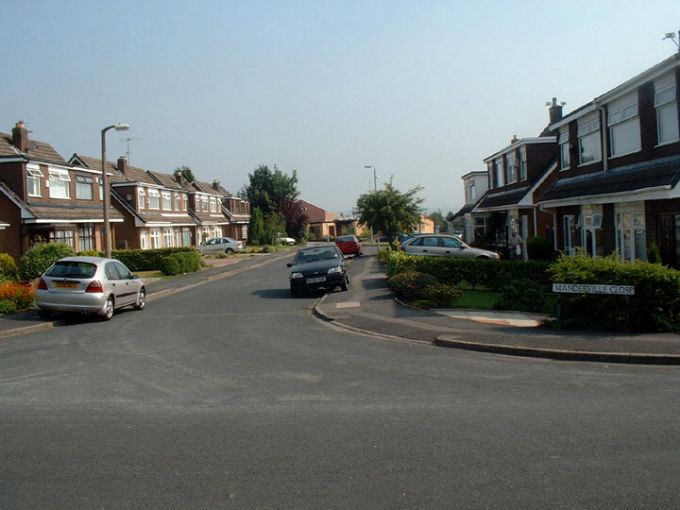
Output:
[{"xmin": 1, "ymin": 253, "xmax": 679, "ymax": 509}]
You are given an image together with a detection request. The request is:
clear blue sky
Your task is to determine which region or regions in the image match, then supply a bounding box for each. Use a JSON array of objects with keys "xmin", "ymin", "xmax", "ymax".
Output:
[{"xmin": 3, "ymin": 1, "xmax": 680, "ymax": 214}]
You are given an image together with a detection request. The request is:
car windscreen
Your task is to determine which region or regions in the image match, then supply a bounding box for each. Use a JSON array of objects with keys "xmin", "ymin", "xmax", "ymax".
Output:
[
  {"xmin": 295, "ymin": 248, "xmax": 339, "ymax": 263},
  {"xmin": 46, "ymin": 261, "xmax": 97, "ymax": 278}
]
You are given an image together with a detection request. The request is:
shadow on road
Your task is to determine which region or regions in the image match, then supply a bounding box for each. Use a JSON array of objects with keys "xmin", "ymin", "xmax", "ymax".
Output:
[{"xmin": 252, "ymin": 288, "xmax": 296, "ymax": 299}]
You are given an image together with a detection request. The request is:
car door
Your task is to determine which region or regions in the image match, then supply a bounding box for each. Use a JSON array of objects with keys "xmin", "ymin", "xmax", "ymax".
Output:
[
  {"xmin": 113, "ymin": 261, "xmax": 139, "ymax": 306},
  {"xmin": 104, "ymin": 262, "xmax": 127, "ymax": 306},
  {"xmin": 439, "ymin": 236, "xmax": 465, "ymax": 257},
  {"xmin": 408, "ymin": 236, "xmax": 442, "ymax": 256}
]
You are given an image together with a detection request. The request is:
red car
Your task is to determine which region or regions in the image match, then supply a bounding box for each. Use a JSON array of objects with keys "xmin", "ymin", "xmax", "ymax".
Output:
[{"xmin": 335, "ymin": 235, "xmax": 363, "ymax": 256}]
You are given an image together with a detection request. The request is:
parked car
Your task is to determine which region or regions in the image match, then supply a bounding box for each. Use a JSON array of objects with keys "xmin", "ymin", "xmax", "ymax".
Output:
[
  {"xmin": 198, "ymin": 237, "xmax": 244, "ymax": 255},
  {"xmin": 35, "ymin": 256, "xmax": 146, "ymax": 320},
  {"xmin": 335, "ymin": 235, "xmax": 362, "ymax": 256},
  {"xmin": 287, "ymin": 244, "xmax": 349, "ymax": 297},
  {"xmin": 277, "ymin": 236, "xmax": 296, "ymax": 245},
  {"xmin": 400, "ymin": 234, "xmax": 500, "ymax": 259}
]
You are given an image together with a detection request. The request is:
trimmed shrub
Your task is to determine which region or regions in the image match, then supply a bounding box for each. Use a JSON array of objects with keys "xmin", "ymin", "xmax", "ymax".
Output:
[
  {"xmin": 526, "ymin": 236, "xmax": 554, "ymax": 261},
  {"xmin": 549, "ymin": 252, "xmax": 680, "ymax": 332},
  {"xmin": 423, "ymin": 282, "xmax": 463, "ymax": 308},
  {"xmin": 495, "ymin": 279, "xmax": 554, "ymax": 313},
  {"xmin": 387, "ymin": 271, "xmax": 437, "ymax": 301},
  {"xmin": 0, "ymin": 253, "xmax": 18, "ymax": 281},
  {"xmin": 19, "ymin": 243, "xmax": 75, "ymax": 281},
  {"xmin": 112, "ymin": 247, "xmax": 198, "ymax": 272},
  {"xmin": 159, "ymin": 250, "xmax": 203, "ymax": 276},
  {"xmin": 159, "ymin": 255, "xmax": 182, "ymax": 276}
]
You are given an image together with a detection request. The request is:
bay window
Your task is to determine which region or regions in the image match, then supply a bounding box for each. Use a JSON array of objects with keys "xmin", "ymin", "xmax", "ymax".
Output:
[
  {"xmin": 148, "ymin": 189, "xmax": 160, "ymax": 209},
  {"xmin": 164, "ymin": 228, "xmax": 174, "ymax": 247},
  {"xmin": 608, "ymin": 92, "xmax": 640, "ymax": 157},
  {"xmin": 78, "ymin": 224, "xmax": 94, "ymax": 251},
  {"xmin": 162, "ymin": 191, "xmax": 172, "ymax": 210},
  {"xmin": 615, "ymin": 203, "xmax": 646, "ymax": 262},
  {"xmin": 150, "ymin": 228, "xmax": 161, "ymax": 249}
]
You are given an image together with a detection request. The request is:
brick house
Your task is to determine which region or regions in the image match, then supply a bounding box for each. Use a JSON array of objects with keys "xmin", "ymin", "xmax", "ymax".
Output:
[
  {"xmin": 184, "ymin": 179, "xmax": 234, "ymax": 244},
  {"xmin": 299, "ymin": 199, "xmax": 339, "ymax": 239},
  {"xmin": 472, "ymin": 109, "xmax": 560, "ymax": 259},
  {"xmin": 449, "ymin": 170, "xmax": 489, "ymax": 243},
  {"xmin": 69, "ymin": 155, "xmax": 197, "ymax": 250},
  {"xmin": 539, "ymin": 54, "xmax": 680, "ymax": 267},
  {"xmin": 0, "ymin": 122, "xmax": 124, "ymax": 262},
  {"xmin": 197, "ymin": 180, "xmax": 250, "ymax": 242}
]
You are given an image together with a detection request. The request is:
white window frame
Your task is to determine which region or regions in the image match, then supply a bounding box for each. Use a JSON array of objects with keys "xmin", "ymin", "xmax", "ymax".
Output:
[
  {"xmin": 518, "ymin": 147, "xmax": 527, "ymax": 181},
  {"xmin": 161, "ymin": 191, "xmax": 172, "ymax": 210},
  {"xmin": 150, "ymin": 228, "xmax": 161, "ymax": 249},
  {"xmin": 608, "ymin": 92, "xmax": 640, "ymax": 158},
  {"xmin": 580, "ymin": 205, "xmax": 603, "ymax": 259},
  {"xmin": 48, "ymin": 169, "xmax": 71, "ymax": 199},
  {"xmin": 563, "ymin": 215, "xmax": 576, "ymax": 256},
  {"xmin": 201, "ymin": 196, "xmax": 209, "ymax": 212},
  {"xmin": 138, "ymin": 188, "xmax": 146, "ymax": 210},
  {"xmin": 615, "ymin": 202, "xmax": 646, "ymax": 262},
  {"xmin": 140, "ymin": 231, "xmax": 148, "ymax": 250},
  {"xmin": 577, "ymin": 113, "xmax": 602, "ymax": 166},
  {"xmin": 467, "ymin": 181, "xmax": 476, "ymax": 202},
  {"xmin": 75, "ymin": 175, "xmax": 94, "ymax": 200},
  {"xmin": 148, "ymin": 189, "xmax": 160, "ymax": 210},
  {"xmin": 494, "ymin": 158, "xmax": 504, "ymax": 187},
  {"xmin": 163, "ymin": 228, "xmax": 174, "ymax": 247},
  {"xmin": 505, "ymin": 152, "xmax": 517, "ymax": 184},
  {"xmin": 27, "ymin": 166, "xmax": 43, "ymax": 197},
  {"xmin": 655, "ymin": 73, "xmax": 679, "ymax": 146},
  {"xmin": 559, "ymin": 126, "xmax": 570, "ymax": 170},
  {"xmin": 174, "ymin": 193, "xmax": 181, "ymax": 211}
]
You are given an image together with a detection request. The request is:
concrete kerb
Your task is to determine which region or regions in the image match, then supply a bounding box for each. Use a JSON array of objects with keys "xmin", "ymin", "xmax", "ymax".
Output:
[{"xmin": 0, "ymin": 250, "xmax": 294, "ymax": 340}]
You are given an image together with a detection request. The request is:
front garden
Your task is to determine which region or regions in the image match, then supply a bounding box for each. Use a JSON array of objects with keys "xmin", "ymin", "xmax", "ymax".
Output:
[{"xmin": 381, "ymin": 250, "xmax": 680, "ymax": 333}]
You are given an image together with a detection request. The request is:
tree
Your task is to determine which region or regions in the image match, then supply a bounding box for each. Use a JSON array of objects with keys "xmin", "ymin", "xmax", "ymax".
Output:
[
  {"xmin": 243, "ymin": 165, "xmax": 306, "ymax": 240},
  {"xmin": 428, "ymin": 210, "xmax": 447, "ymax": 233},
  {"xmin": 173, "ymin": 165, "xmax": 195, "ymax": 184},
  {"xmin": 356, "ymin": 183, "xmax": 424, "ymax": 243},
  {"xmin": 249, "ymin": 207, "xmax": 266, "ymax": 245}
]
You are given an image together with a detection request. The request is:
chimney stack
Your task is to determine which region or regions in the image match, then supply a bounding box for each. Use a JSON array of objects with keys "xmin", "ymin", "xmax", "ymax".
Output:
[
  {"xmin": 117, "ymin": 156, "xmax": 128, "ymax": 177},
  {"xmin": 548, "ymin": 97, "xmax": 564, "ymax": 125},
  {"xmin": 175, "ymin": 172, "xmax": 185, "ymax": 186},
  {"xmin": 12, "ymin": 121, "xmax": 29, "ymax": 152},
  {"xmin": 212, "ymin": 179, "xmax": 221, "ymax": 191},
  {"xmin": 511, "ymin": 134, "xmax": 519, "ymax": 144}
]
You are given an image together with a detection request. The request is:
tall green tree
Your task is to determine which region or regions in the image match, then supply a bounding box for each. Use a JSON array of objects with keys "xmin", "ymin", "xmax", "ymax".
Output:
[
  {"xmin": 173, "ymin": 165, "xmax": 195, "ymax": 183},
  {"xmin": 428, "ymin": 210, "xmax": 448, "ymax": 233},
  {"xmin": 356, "ymin": 183, "xmax": 424, "ymax": 242},
  {"xmin": 250, "ymin": 207, "xmax": 266, "ymax": 245}
]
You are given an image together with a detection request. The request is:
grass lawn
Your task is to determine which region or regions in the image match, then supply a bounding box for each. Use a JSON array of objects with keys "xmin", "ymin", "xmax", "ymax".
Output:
[{"xmin": 455, "ymin": 289, "xmax": 499, "ymax": 310}]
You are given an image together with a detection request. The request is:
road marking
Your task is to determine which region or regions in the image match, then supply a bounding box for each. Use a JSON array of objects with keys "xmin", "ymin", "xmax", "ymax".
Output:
[{"xmin": 335, "ymin": 301, "xmax": 360, "ymax": 309}]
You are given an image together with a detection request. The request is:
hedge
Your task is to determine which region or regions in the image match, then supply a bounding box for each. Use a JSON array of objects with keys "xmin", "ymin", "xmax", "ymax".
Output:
[
  {"xmin": 159, "ymin": 251, "xmax": 203, "ymax": 276},
  {"xmin": 111, "ymin": 247, "xmax": 199, "ymax": 272},
  {"xmin": 19, "ymin": 243, "xmax": 75, "ymax": 281},
  {"xmin": 549, "ymin": 253, "xmax": 680, "ymax": 332},
  {"xmin": 384, "ymin": 251, "xmax": 552, "ymax": 291}
]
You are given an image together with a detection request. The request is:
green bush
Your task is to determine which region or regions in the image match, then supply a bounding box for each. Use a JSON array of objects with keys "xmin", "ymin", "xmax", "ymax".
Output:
[
  {"xmin": 0, "ymin": 253, "xmax": 18, "ymax": 280},
  {"xmin": 159, "ymin": 255, "xmax": 182, "ymax": 275},
  {"xmin": 495, "ymin": 279, "xmax": 554, "ymax": 313},
  {"xmin": 526, "ymin": 236, "xmax": 554, "ymax": 261},
  {"xmin": 112, "ymin": 247, "xmax": 198, "ymax": 272},
  {"xmin": 19, "ymin": 243, "xmax": 75, "ymax": 281},
  {"xmin": 423, "ymin": 282, "xmax": 463, "ymax": 308},
  {"xmin": 549, "ymin": 252, "xmax": 680, "ymax": 332},
  {"xmin": 647, "ymin": 244, "xmax": 662, "ymax": 264},
  {"xmin": 387, "ymin": 271, "xmax": 437, "ymax": 301},
  {"xmin": 159, "ymin": 251, "xmax": 203, "ymax": 276},
  {"xmin": 77, "ymin": 249, "xmax": 102, "ymax": 257},
  {"xmin": 0, "ymin": 299, "xmax": 17, "ymax": 314}
]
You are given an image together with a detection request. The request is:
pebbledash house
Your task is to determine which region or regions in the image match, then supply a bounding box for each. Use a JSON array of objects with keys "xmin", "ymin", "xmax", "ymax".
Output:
[{"xmin": 538, "ymin": 53, "xmax": 680, "ymax": 268}]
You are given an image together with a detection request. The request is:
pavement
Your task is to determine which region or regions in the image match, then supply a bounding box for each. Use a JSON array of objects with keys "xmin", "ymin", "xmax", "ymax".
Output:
[{"xmin": 1, "ymin": 250, "xmax": 679, "ymax": 365}]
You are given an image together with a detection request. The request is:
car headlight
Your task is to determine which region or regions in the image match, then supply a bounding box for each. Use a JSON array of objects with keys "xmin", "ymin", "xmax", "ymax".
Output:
[
  {"xmin": 327, "ymin": 266, "xmax": 343, "ymax": 275},
  {"xmin": 290, "ymin": 272, "xmax": 304, "ymax": 280}
]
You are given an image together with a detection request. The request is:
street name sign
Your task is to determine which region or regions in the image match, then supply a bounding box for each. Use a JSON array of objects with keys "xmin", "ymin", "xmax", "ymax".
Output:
[{"xmin": 552, "ymin": 283, "xmax": 635, "ymax": 295}]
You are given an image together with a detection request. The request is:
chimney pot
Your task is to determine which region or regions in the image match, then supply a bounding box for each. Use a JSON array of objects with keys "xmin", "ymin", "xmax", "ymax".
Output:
[
  {"xmin": 212, "ymin": 179, "xmax": 221, "ymax": 191},
  {"xmin": 548, "ymin": 97, "xmax": 564, "ymax": 124}
]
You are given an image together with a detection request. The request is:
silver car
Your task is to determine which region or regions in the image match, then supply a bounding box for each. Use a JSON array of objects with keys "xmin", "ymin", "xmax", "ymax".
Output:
[
  {"xmin": 198, "ymin": 237, "xmax": 244, "ymax": 255},
  {"xmin": 35, "ymin": 256, "xmax": 146, "ymax": 320},
  {"xmin": 400, "ymin": 234, "xmax": 500, "ymax": 259}
]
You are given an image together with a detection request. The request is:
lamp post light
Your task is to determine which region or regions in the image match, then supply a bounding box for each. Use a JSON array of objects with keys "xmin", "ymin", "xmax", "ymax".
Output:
[
  {"xmin": 363, "ymin": 165, "xmax": 377, "ymax": 192},
  {"xmin": 101, "ymin": 123, "xmax": 130, "ymax": 257}
]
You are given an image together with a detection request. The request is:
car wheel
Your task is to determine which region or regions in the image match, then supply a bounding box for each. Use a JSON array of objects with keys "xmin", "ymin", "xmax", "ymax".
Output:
[
  {"xmin": 225, "ymin": 248, "xmax": 234, "ymax": 255},
  {"xmin": 340, "ymin": 275, "xmax": 349, "ymax": 291},
  {"xmin": 134, "ymin": 287, "xmax": 146, "ymax": 310},
  {"xmin": 37, "ymin": 309, "xmax": 52, "ymax": 320},
  {"xmin": 101, "ymin": 296, "xmax": 114, "ymax": 321}
]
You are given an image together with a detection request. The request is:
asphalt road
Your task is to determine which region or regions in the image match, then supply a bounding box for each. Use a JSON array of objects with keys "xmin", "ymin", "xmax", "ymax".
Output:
[{"xmin": 1, "ymin": 253, "xmax": 679, "ymax": 509}]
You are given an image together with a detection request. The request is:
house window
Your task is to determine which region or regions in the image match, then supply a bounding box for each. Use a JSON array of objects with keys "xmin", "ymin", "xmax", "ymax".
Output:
[
  {"xmin": 505, "ymin": 152, "xmax": 516, "ymax": 184},
  {"xmin": 182, "ymin": 194, "xmax": 187, "ymax": 211},
  {"xmin": 148, "ymin": 189, "xmax": 160, "ymax": 209},
  {"xmin": 138, "ymin": 188, "xmax": 146, "ymax": 209},
  {"xmin": 75, "ymin": 175, "xmax": 93, "ymax": 200},
  {"xmin": 78, "ymin": 224, "xmax": 94, "ymax": 251},
  {"xmin": 577, "ymin": 112, "xmax": 602, "ymax": 165},
  {"xmin": 474, "ymin": 217, "xmax": 486, "ymax": 241},
  {"xmin": 150, "ymin": 228, "xmax": 161, "ymax": 249},
  {"xmin": 467, "ymin": 181, "xmax": 476, "ymax": 202},
  {"xmin": 559, "ymin": 126, "xmax": 570, "ymax": 170},
  {"xmin": 140, "ymin": 231, "xmax": 148, "ymax": 250},
  {"xmin": 487, "ymin": 162, "xmax": 494, "ymax": 188},
  {"xmin": 209, "ymin": 197, "xmax": 217, "ymax": 213},
  {"xmin": 563, "ymin": 215, "xmax": 576, "ymax": 256},
  {"xmin": 27, "ymin": 166, "xmax": 43, "ymax": 197},
  {"xmin": 518, "ymin": 147, "xmax": 527, "ymax": 181},
  {"xmin": 655, "ymin": 73, "xmax": 679, "ymax": 145},
  {"xmin": 98, "ymin": 179, "xmax": 103, "ymax": 200},
  {"xmin": 164, "ymin": 228, "xmax": 174, "ymax": 247},
  {"xmin": 174, "ymin": 193, "xmax": 181, "ymax": 211},
  {"xmin": 49, "ymin": 229, "xmax": 74, "ymax": 247},
  {"xmin": 48, "ymin": 169, "xmax": 71, "ymax": 199},
  {"xmin": 494, "ymin": 158, "xmax": 504, "ymax": 187},
  {"xmin": 608, "ymin": 92, "xmax": 640, "ymax": 157},
  {"xmin": 580, "ymin": 205, "xmax": 603, "ymax": 258},
  {"xmin": 616, "ymin": 203, "xmax": 646, "ymax": 262},
  {"xmin": 162, "ymin": 191, "xmax": 172, "ymax": 210},
  {"xmin": 201, "ymin": 196, "xmax": 209, "ymax": 212}
]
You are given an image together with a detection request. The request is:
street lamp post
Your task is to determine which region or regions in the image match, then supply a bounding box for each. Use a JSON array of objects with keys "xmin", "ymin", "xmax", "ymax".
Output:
[
  {"xmin": 101, "ymin": 123, "xmax": 130, "ymax": 258},
  {"xmin": 364, "ymin": 165, "xmax": 377, "ymax": 192}
]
